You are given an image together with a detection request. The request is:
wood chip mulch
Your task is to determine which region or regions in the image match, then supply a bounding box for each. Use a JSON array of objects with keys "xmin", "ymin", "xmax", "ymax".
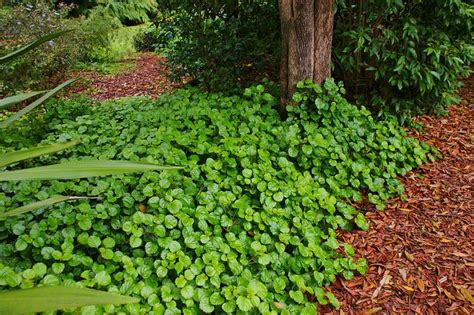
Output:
[
  {"xmin": 68, "ymin": 53, "xmax": 183, "ymax": 101},
  {"xmin": 319, "ymin": 76, "xmax": 474, "ymax": 314}
]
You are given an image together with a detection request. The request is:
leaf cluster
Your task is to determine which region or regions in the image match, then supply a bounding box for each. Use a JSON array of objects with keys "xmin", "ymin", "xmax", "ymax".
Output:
[{"xmin": 0, "ymin": 81, "xmax": 434, "ymax": 313}]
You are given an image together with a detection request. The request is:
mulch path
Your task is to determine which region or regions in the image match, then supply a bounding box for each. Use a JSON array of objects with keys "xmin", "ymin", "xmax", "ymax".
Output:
[
  {"xmin": 320, "ymin": 77, "xmax": 474, "ymax": 314},
  {"xmin": 68, "ymin": 53, "xmax": 183, "ymax": 101}
]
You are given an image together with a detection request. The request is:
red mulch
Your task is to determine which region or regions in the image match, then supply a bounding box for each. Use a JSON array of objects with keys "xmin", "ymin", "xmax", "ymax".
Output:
[
  {"xmin": 319, "ymin": 77, "xmax": 474, "ymax": 314},
  {"xmin": 68, "ymin": 53, "xmax": 183, "ymax": 100}
]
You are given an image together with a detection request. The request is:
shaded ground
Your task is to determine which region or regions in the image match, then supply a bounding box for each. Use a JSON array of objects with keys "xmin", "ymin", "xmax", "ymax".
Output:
[
  {"xmin": 68, "ymin": 53, "xmax": 183, "ymax": 100},
  {"xmin": 320, "ymin": 77, "xmax": 473, "ymax": 314}
]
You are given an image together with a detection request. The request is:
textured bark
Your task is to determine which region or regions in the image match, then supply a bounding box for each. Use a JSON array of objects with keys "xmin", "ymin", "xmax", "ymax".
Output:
[
  {"xmin": 279, "ymin": 0, "xmax": 334, "ymax": 113},
  {"xmin": 313, "ymin": 0, "xmax": 334, "ymax": 84},
  {"xmin": 279, "ymin": 0, "xmax": 291, "ymax": 110}
]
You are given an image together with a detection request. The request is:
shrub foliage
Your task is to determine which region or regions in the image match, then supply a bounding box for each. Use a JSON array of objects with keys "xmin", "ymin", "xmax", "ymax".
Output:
[
  {"xmin": 152, "ymin": 0, "xmax": 280, "ymax": 92},
  {"xmin": 0, "ymin": 81, "xmax": 434, "ymax": 313},
  {"xmin": 149, "ymin": 0, "xmax": 473, "ymax": 117},
  {"xmin": 333, "ymin": 0, "xmax": 474, "ymax": 119}
]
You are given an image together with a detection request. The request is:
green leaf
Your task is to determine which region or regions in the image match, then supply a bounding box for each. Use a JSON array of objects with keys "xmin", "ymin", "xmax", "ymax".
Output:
[
  {"xmin": 313, "ymin": 272, "xmax": 324, "ymax": 286},
  {"xmin": 102, "ymin": 237, "xmax": 116, "ymax": 249},
  {"xmin": 0, "ymin": 141, "xmax": 80, "ymax": 168},
  {"xmin": 356, "ymin": 258, "xmax": 368, "ymax": 275},
  {"xmin": 0, "ymin": 91, "xmax": 46, "ymax": 111},
  {"xmin": 32, "ymin": 263, "xmax": 47, "ymax": 277},
  {"xmin": 258, "ymin": 254, "xmax": 271, "ymax": 266},
  {"xmin": 181, "ymin": 286, "xmax": 194, "ymax": 299},
  {"xmin": 129, "ymin": 236, "xmax": 142, "ymax": 248},
  {"xmin": 289, "ymin": 290, "xmax": 305, "ymax": 304},
  {"xmin": 0, "ymin": 286, "xmax": 139, "ymax": 314},
  {"xmin": 326, "ymin": 292, "xmax": 340, "ymax": 309},
  {"xmin": 209, "ymin": 292, "xmax": 224, "ymax": 305},
  {"xmin": 273, "ymin": 192, "xmax": 284, "ymax": 202},
  {"xmin": 0, "ymin": 195, "xmax": 91, "ymax": 219},
  {"xmin": 301, "ymin": 303, "xmax": 317, "ymax": 315},
  {"xmin": 88, "ymin": 236, "xmax": 101, "ymax": 248},
  {"xmin": 344, "ymin": 243, "xmax": 355, "ymax": 257},
  {"xmin": 175, "ymin": 276, "xmax": 186, "ymax": 288},
  {"xmin": 95, "ymin": 271, "xmax": 111, "ymax": 286},
  {"xmin": 274, "ymin": 277, "xmax": 286, "ymax": 292},
  {"xmin": 164, "ymin": 215, "xmax": 178, "ymax": 229},
  {"xmin": 15, "ymin": 239, "xmax": 28, "ymax": 251},
  {"xmin": 325, "ymin": 236, "xmax": 339, "ymax": 250},
  {"xmin": 0, "ymin": 79, "xmax": 79, "ymax": 128},
  {"xmin": 0, "ymin": 160, "xmax": 182, "ymax": 181},
  {"xmin": 199, "ymin": 298, "xmax": 214, "ymax": 313},
  {"xmin": 222, "ymin": 300, "xmax": 236, "ymax": 313},
  {"xmin": 0, "ymin": 30, "xmax": 72, "ymax": 64},
  {"xmin": 168, "ymin": 240, "xmax": 181, "ymax": 252},
  {"xmin": 248, "ymin": 280, "xmax": 267, "ymax": 299},
  {"xmin": 236, "ymin": 296, "xmax": 253, "ymax": 312},
  {"xmin": 354, "ymin": 213, "xmax": 369, "ymax": 231}
]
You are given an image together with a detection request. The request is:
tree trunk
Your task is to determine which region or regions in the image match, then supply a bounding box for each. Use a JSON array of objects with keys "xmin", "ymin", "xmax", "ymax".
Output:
[{"xmin": 279, "ymin": 0, "xmax": 334, "ymax": 113}]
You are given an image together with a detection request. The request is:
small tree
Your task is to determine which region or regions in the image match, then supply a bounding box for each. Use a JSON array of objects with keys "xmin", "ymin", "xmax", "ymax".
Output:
[{"xmin": 279, "ymin": 0, "xmax": 334, "ymax": 112}]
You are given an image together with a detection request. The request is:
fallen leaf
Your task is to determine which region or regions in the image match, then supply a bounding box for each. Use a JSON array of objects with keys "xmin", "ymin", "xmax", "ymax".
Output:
[
  {"xmin": 401, "ymin": 285, "xmax": 415, "ymax": 292},
  {"xmin": 372, "ymin": 271, "xmax": 392, "ymax": 299},
  {"xmin": 399, "ymin": 269, "xmax": 408, "ymax": 281},
  {"xmin": 273, "ymin": 302, "xmax": 286, "ymax": 309},
  {"xmin": 443, "ymin": 289, "xmax": 456, "ymax": 300},
  {"xmin": 460, "ymin": 288, "xmax": 474, "ymax": 304},
  {"xmin": 404, "ymin": 251, "xmax": 415, "ymax": 262},
  {"xmin": 368, "ymin": 307, "xmax": 383, "ymax": 314},
  {"xmin": 416, "ymin": 279, "xmax": 425, "ymax": 292}
]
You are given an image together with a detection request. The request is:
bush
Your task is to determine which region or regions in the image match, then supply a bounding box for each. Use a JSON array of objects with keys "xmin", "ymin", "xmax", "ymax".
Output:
[
  {"xmin": 333, "ymin": 0, "xmax": 474, "ymax": 121},
  {"xmin": 0, "ymin": 81, "xmax": 435, "ymax": 313},
  {"xmin": 134, "ymin": 19, "xmax": 180, "ymax": 55},
  {"xmin": 0, "ymin": 4, "xmax": 117, "ymax": 93},
  {"xmin": 153, "ymin": 1, "xmax": 281, "ymax": 92}
]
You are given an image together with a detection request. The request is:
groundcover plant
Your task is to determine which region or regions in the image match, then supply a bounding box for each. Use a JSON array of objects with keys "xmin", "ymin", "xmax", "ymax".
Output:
[{"xmin": 0, "ymin": 79, "xmax": 435, "ymax": 313}]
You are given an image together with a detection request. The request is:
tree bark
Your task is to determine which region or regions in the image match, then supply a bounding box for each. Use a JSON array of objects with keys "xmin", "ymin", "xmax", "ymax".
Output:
[
  {"xmin": 279, "ymin": 0, "xmax": 334, "ymax": 113},
  {"xmin": 313, "ymin": 0, "xmax": 334, "ymax": 85}
]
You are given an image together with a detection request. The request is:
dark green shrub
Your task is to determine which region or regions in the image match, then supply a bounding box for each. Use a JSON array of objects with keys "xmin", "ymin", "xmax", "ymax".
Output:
[
  {"xmin": 154, "ymin": 1, "xmax": 281, "ymax": 92},
  {"xmin": 333, "ymin": 0, "xmax": 474, "ymax": 121},
  {"xmin": 134, "ymin": 20, "xmax": 180, "ymax": 54},
  {"xmin": 0, "ymin": 81, "xmax": 435, "ymax": 313}
]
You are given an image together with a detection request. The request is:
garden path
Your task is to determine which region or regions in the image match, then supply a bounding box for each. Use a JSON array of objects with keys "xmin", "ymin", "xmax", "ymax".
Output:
[{"xmin": 69, "ymin": 53, "xmax": 182, "ymax": 100}]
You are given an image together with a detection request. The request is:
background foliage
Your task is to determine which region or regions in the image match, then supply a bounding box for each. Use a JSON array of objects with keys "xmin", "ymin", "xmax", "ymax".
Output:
[
  {"xmin": 139, "ymin": 0, "xmax": 473, "ymax": 118},
  {"xmin": 2, "ymin": 0, "xmax": 158, "ymax": 24},
  {"xmin": 0, "ymin": 4, "xmax": 118, "ymax": 94},
  {"xmin": 149, "ymin": 0, "xmax": 280, "ymax": 92}
]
